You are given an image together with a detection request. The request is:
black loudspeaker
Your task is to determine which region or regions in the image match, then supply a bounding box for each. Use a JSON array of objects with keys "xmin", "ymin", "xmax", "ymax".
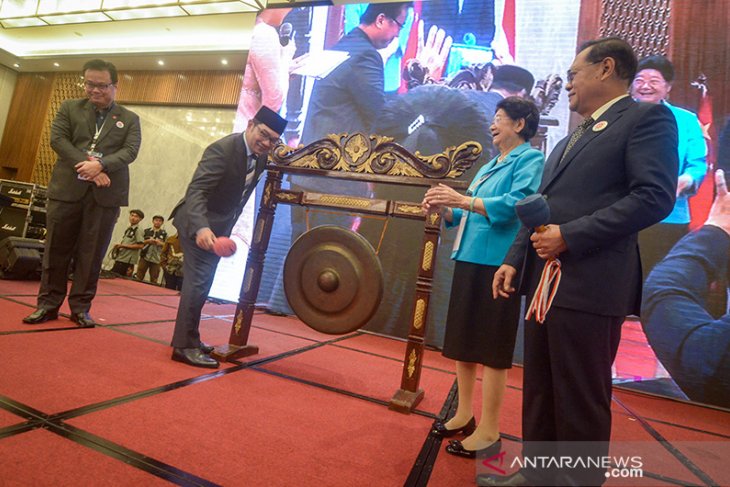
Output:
[
  {"xmin": 0, "ymin": 206, "xmax": 29, "ymax": 240},
  {"xmin": 0, "ymin": 237, "xmax": 44, "ymax": 280}
]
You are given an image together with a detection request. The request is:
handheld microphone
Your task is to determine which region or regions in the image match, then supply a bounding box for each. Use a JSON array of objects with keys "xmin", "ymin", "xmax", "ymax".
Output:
[
  {"xmin": 279, "ymin": 23, "xmax": 293, "ymax": 47},
  {"xmin": 515, "ymin": 193, "xmax": 550, "ymax": 232},
  {"xmin": 517, "ymin": 193, "xmax": 561, "ymax": 324}
]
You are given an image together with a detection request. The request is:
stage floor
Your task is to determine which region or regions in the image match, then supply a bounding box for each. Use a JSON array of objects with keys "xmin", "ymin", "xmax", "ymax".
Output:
[{"xmin": 0, "ymin": 277, "xmax": 728, "ymax": 486}]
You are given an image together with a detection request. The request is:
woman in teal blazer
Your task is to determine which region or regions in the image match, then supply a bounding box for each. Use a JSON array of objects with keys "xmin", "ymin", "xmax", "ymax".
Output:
[{"xmin": 422, "ymin": 97, "xmax": 544, "ymax": 458}]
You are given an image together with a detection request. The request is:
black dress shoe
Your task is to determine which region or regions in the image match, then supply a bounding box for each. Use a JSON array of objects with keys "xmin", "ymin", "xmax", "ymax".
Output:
[
  {"xmin": 23, "ymin": 308, "xmax": 59, "ymax": 324},
  {"xmin": 200, "ymin": 342, "xmax": 215, "ymax": 354},
  {"xmin": 431, "ymin": 416, "xmax": 476, "ymax": 438},
  {"xmin": 70, "ymin": 312, "xmax": 96, "ymax": 328},
  {"xmin": 171, "ymin": 348, "xmax": 219, "ymax": 369},
  {"xmin": 476, "ymin": 471, "xmax": 529, "ymax": 486},
  {"xmin": 445, "ymin": 438, "xmax": 501, "ymax": 459}
]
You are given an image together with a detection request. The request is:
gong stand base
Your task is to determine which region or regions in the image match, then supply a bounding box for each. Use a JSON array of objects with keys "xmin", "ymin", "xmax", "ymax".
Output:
[
  {"xmin": 211, "ymin": 343, "xmax": 260, "ymax": 362},
  {"xmin": 389, "ymin": 388, "xmax": 425, "ymax": 414}
]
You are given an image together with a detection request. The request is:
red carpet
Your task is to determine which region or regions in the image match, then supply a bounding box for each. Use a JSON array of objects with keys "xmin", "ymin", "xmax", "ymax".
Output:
[
  {"xmin": 0, "ymin": 408, "xmax": 23, "ymax": 428},
  {"xmin": 68, "ymin": 369, "xmax": 432, "ymax": 487},
  {"xmin": 0, "ymin": 429, "xmax": 171, "ymax": 487},
  {"xmin": 0, "ymin": 327, "xmax": 235, "ymax": 413},
  {"xmin": 260, "ymin": 343, "xmax": 456, "ymax": 415},
  {"xmin": 0, "ymin": 277, "xmax": 727, "ymax": 486},
  {"xmin": 0, "ymin": 298, "xmax": 75, "ymax": 332}
]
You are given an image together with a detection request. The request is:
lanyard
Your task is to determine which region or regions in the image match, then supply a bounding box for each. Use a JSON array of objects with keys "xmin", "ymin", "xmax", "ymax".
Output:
[{"xmin": 89, "ymin": 116, "xmax": 108, "ymax": 153}]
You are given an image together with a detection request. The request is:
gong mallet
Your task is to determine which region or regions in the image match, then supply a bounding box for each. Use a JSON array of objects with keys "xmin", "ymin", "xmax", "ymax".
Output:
[{"xmin": 515, "ymin": 194, "xmax": 561, "ymax": 323}]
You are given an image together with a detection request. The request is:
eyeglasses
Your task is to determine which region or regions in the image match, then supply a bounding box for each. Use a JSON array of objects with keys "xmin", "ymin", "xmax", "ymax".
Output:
[
  {"xmin": 632, "ymin": 77, "xmax": 667, "ymax": 89},
  {"xmin": 387, "ymin": 16, "xmax": 404, "ymax": 29},
  {"xmin": 566, "ymin": 60, "xmax": 602, "ymax": 84},
  {"xmin": 84, "ymin": 80, "xmax": 114, "ymax": 90},
  {"xmin": 255, "ymin": 125, "xmax": 281, "ymax": 146}
]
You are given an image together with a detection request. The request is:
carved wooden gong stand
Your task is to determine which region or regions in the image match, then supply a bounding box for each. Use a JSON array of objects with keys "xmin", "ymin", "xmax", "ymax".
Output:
[{"xmin": 212, "ymin": 132, "xmax": 480, "ymax": 413}]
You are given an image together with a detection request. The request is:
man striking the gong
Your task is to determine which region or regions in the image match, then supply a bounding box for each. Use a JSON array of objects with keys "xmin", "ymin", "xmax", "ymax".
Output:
[{"xmin": 169, "ymin": 106, "xmax": 287, "ymax": 369}]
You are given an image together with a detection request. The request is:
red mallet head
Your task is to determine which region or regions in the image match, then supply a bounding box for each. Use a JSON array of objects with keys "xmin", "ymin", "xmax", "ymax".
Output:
[{"xmin": 213, "ymin": 236, "xmax": 237, "ymax": 257}]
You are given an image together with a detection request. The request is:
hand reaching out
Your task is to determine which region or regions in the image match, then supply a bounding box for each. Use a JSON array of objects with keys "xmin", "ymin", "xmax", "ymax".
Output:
[
  {"xmin": 415, "ymin": 19, "xmax": 453, "ymax": 82},
  {"xmin": 705, "ymin": 170, "xmax": 730, "ymax": 236}
]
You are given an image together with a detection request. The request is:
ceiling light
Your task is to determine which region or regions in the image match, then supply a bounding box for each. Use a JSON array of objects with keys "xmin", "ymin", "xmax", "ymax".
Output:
[
  {"xmin": 157, "ymin": 60, "xmax": 165, "ymax": 66},
  {"xmin": 41, "ymin": 12, "xmax": 112, "ymax": 25},
  {"xmin": 13, "ymin": 63, "xmax": 20, "ymax": 68},
  {"xmin": 37, "ymin": 0, "xmax": 102, "ymax": 15},
  {"xmin": 181, "ymin": 1, "xmax": 258, "ymax": 15},
  {"xmin": 0, "ymin": 1, "xmax": 262, "ymax": 28},
  {"xmin": 0, "ymin": 1, "xmax": 37, "ymax": 18},
  {"xmin": 103, "ymin": 0, "xmax": 178, "ymax": 8},
  {"xmin": 105, "ymin": 5, "xmax": 186, "ymax": 20},
  {"xmin": 53, "ymin": 62, "xmax": 60, "ymax": 67},
  {"xmin": 221, "ymin": 59, "xmax": 228, "ymax": 65},
  {"xmin": 1, "ymin": 17, "xmax": 47, "ymax": 27}
]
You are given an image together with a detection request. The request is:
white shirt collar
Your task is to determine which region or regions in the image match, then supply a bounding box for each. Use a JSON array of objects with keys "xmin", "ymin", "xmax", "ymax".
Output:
[{"xmin": 591, "ymin": 94, "xmax": 629, "ymax": 121}]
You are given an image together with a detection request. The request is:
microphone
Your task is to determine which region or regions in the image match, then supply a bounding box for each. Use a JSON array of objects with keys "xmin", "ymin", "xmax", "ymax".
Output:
[
  {"xmin": 279, "ymin": 23, "xmax": 293, "ymax": 47},
  {"xmin": 516, "ymin": 193, "xmax": 560, "ymax": 324},
  {"xmin": 515, "ymin": 193, "xmax": 550, "ymax": 232}
]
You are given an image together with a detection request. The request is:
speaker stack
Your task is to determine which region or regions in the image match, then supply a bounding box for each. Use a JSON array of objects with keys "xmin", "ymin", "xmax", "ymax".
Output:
[{"xmin": 0, "ymin": 179, "xmax": 47, "ymax": 279}]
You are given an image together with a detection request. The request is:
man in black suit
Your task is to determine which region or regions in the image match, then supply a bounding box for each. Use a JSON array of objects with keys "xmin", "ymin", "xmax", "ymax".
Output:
[
  {"xmin": 169, "ymin": 106, "xmax": 286, "ymax": 369},
  {"xmin": 300, "ymin": 2, "xmax": 412, "ymax": 144},
  {"xmin": 23, "ymin": 59, "xmax": 141, "ymax": 328},
  {"xmin": 485, "ymin": 38, "xmax": 678, "ymax": 486}
]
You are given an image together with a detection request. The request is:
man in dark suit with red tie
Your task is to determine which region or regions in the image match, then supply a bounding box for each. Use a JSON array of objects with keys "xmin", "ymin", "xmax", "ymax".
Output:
[
  {"xmin": 23, "ymin": 59, "xmax": 141, "ymax": 328},
  {"xmin": 486, "ymin": 38, "xmax": 678, "ymax": 486},
  {"xmin": 169, "ymin": 106, "xmax": 286, "ymax": 369}
]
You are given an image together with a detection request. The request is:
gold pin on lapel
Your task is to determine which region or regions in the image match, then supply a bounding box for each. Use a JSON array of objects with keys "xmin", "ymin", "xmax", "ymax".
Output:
[{"xmin": 592, "ymin": 121, "xmax": 608, "ymax": 132}]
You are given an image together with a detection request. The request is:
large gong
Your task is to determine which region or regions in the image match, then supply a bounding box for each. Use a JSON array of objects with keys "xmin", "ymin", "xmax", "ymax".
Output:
[{"xmin": 284, "ymin": 225, "xmax": 384, "ymax": 334}]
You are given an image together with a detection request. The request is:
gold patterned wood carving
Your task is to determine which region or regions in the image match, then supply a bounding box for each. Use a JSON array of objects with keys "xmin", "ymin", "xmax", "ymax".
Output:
[
  {"xmin": 317, "ymin": 195, "xmax": 372, "ymax": 208},
  {"xmin": 234, "ymin": 310, "xmax": 244, "ymax": 334},
  {"xmin": 254, "ymin": 219, "xmax": 265, "ymax": 244},
  {"xmin": 413, "ymin": 298, "xmax": 426, "ymax": 329},
  {"xmin": 270, "ymin": 132, "xmax": 481, "ymax": 179},
  {"xmin": 407, "ymin": 348, "xmax": 418, "ymax": 378},
  {"xmin": 422, "ymin": 241, "xmax": 434, "ymax": 271},
  {"xmin": 263, "ymin": 182, "xmax": 272, "ymax": 206},
  {"xmin": 398, "ymin": 204, "xmax": 424, "ymax": 216},
  {"xmin": 276, "ymin": 191, "xmax": 298, "ymax": 202},
  {"xmin": 429, "ymin": 212, "xmax": 440, "ymax": 226},
  {"xmin": 243, "ymin": 269, "xmax": 253, "ymax": 293}
]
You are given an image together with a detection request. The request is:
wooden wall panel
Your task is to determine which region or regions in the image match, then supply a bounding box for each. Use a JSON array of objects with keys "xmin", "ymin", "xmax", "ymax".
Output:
[
  {"xmin": 669, "ymin": 0, "xmax": 730, "ymax": 128},
  {"xmin": 0, "ymin": 70, "xmax": 242, "ymax": 183},
  {"xmin": 116, "ymin": 71, "xmax": 242, "ymax": 107},
  {"xmin": 0, "ymin": 73, "xmax": 55, "ymax": 181},
  {"xmin": 32, "ymin": 73, "xmax": 84, "ymax": 186}
]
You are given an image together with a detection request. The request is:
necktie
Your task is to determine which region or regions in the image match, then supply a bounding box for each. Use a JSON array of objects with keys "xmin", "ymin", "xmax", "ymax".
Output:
[
  {"xmin": 559, "ymin": 116, "xmax": 594, "ymax": 165},
  {"xmin": 240, "ymin": 155, "xmax": 257, "ymax": 208}
]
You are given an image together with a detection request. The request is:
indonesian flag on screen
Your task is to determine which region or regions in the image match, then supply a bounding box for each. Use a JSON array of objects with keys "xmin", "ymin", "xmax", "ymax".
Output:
[{"xmin": 689, "ymin": 92, "xmax": 716, "ymax": 230}]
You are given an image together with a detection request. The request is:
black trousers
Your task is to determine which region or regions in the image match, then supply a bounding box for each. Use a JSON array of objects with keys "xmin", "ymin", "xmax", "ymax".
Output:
[
  {"xmin": 170, "ymin": 235, "xmax": 220, "ymax": 348},
  {"xmin": 521, "ymin": 306, "xmax": 623, "ymax": 486},
  {"xmin": 163, "ymin": 272, "xmax": 183, "ymax": 291},
  {"xmin": 37, "ymin": 191, "xmax": 119, "ymax": 314}
]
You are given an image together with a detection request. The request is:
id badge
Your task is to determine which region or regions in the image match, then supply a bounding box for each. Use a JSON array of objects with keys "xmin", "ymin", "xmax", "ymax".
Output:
[{"xmin": 452, "ymin": 214, "xmax": 467, "ymax": 253}]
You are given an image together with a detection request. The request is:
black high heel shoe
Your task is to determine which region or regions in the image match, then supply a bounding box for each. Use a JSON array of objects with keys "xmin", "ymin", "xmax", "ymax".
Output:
[
  {"xmin": 445, "ymin": 438, "xmax": 502, "ymax": 459},
  {"xmin": 430, "ymin": 416, "xmax": 476, "ymax": 438}
]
